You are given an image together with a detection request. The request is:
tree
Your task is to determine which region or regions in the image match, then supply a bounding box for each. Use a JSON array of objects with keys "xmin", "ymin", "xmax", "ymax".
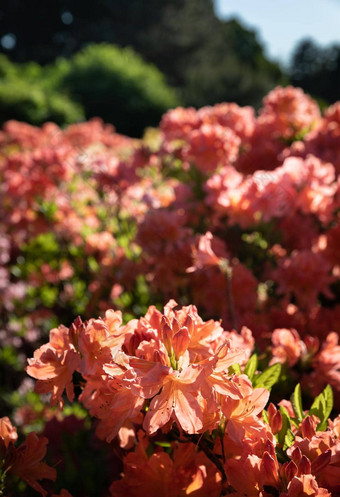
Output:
[
  {"xmin": 290, "ymin": 39, "xmax": 340, "ymax": 104},
  {"xmin": 0, "ymin": 0, "xmax": 283, "ymax": 108}
]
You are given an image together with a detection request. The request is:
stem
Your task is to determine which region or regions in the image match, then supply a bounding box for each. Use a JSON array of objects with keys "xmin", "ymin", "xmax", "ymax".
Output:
[
  {"xmin": 172, "ymin": 427, "xmax": 227, "ymax": 485},
  {"xmin": 194, "ymin": 435, "xmax": 227, "ymax": 485},
  {"xmin": 219, "ymin": 259, "xmax": 237, "ymax": 331},
  {"xmin": 220, "ymin": 434, "xmax": 226, "ymax": 464},
  {"xmin": 0, "ymin": 464, "xmax": 7, "ymax": 497}
]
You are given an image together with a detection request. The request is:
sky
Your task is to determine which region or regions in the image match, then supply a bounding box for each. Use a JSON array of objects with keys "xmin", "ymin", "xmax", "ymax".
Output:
[{"xmin": 215, "ymin": 0, "xmax": 340, "ymax": 66}]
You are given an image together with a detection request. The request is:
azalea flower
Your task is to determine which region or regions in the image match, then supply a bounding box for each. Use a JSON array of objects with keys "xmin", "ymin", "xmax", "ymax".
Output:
[{"xmin": 0, "ymin": 418, "xmax": 56, "ymax": 497}]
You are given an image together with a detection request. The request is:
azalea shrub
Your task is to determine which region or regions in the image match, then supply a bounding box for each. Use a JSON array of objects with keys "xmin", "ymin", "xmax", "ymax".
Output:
[{"xmin": 1, "ymin": 86, "xmax": 340, "ymax": 495}]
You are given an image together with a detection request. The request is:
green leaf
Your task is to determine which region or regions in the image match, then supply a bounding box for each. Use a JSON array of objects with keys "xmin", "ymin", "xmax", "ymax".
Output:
[
  {"xmin": 309, "ymin": 394, "xmax": 325, "ymax": 421},
  {"xmin": 277, "ymin": 405, "xmax": 291, "ymax": 446},
  {"xmin": 244, "ymin": 354, "xmax": 258, "ymax": 381},
  {"xmin": 39, "ymin": 199, "xmax": 58, "ymax": 220},
  {"xmin": 290, "ymin": 384, "xmax": 304, "ymax": 422},
  {"xmin": 275, "ymin": 447, "xmax": 290, "ymax": 464},
  {"xmin": 290, "ymin": 417, "xmax": 300, "ymax": 429},
  {"xmin": 253, "ymin": 363, "xmax": 281, "ymax": 390},
  {"xmin": 228, "ymin": 363, "xmax": 242, "ymax": 375},
  {"xmin": 309, "ymin": 393, "xmax": 323, "ymax": 416},
  {"xmin": 88, "ymin": 256, "xmax": 99, "ymax": 272},
  {"xmin": 154, "ymin": 441, "xmax": 171, "ymax": 448},
  {"xmin": 323, "ymin": 385, "xmax": 334, "ymax": 421},
  {"xmin": 242, "ymin": 231, "xmax": 268, "ymax": 249},
  {"xmin": 262, "ymin": 409, "xmax": 269, "ymax": 425},
  {"xmin": 317, "ymin": 419, "xmax": 328, "ymax": 431},
  {"xmin": 40, "ymin": 285, "xmax": 58, "ymax": 307},
  {"xmin": 309, "ymin": 385, "xmax": 333, "ymax": 430},
  {"xmin": 283, "ymin": 429, "xmax": 295, "ymax": 450}
]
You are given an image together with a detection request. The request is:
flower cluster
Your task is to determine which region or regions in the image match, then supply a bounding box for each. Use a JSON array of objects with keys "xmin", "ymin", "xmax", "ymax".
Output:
[
  {"xmin": 26, "ymin": 302, "xmax": 340, "ymax": 496},
  {"xmin": 2, "ymin": 86, "xmax": 340, "ymax": 495}
]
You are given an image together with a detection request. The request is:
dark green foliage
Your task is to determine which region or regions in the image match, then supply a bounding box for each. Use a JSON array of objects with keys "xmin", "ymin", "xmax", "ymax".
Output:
[
  {"xmin": 181, "ymin": 17, "xmax": 284, "ymax": 108},
  {"xmin": 0, "ymin": 79, "xmax": 84, "ymax": 125},
  {"xmin": 0, "ymin": 0, "xmax": 284, "ymax": 110},
  {"xmin": 0, "ymin": 46, "xmax": 179, "ymax": 135},
  {"xmin": 0, "ymin": 55, "xmax": 84, "ymax": 126},
  {"xmin": 43, "ymin": 416, "xmax": 122, "ymax": 497},
  {"xmin": 290, "ymin": 39, "xmax": 340, "ymax": 105},
  {"xmin": 0, "ymin": 53, "xmax": 17, "ymax": 78}
]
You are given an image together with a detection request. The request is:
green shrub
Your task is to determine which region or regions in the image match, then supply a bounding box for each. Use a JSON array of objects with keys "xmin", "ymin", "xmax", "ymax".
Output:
[
  {"xmin": 0, "ymin": 45, "xmax": 179, "ymax": 133},
  {"xmin": 0, "ymin": 78, "xmax": 84, "ymax": 126},
  {"xmin": 63, "ymin": 43, "xmax": 180, "ymax": 136},
  {"xmin": 0, "ymin": 54, "xmax": 17, "ymax": 78}
]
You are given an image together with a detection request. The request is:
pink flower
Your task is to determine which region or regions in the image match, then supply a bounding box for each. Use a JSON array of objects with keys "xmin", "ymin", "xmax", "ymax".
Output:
[
  {"xmin": 198, "ymin": 102, "xmax": 255, "ymax": 141},
  {"xmin": 5, "ymin": 432, "xmax": 56, "ymax": 497},
  {"xmin": 186, "ymin": 232, "xmax": 227, "ymax": 272},
  {"xmin": 222, "ymin": 387, "xmax": 270, "ymax": 444},
  {"xmin": 160, "ymin": 106, "xmax": 200, "ymax": 141},
  {"xmin": 110, "ymin": 433, "xmax": 221, "ymax": 497},
  {"xmin": 270, "ymin": 328, "xmax": 304, "ymax": 367},
  {"xmin": 182, "ymin": 124, "xmax": 240, "ymax": 173},
  {"xmin": 271, "ymin": 250, "xmax": 334, "ymax": 310},
  {"xmin": 0, "ymin": 417, "xmax": 18, "ymax": 448},
  {"xmin": 26, "ymin": 323, "xmax": 81, "ymax": 408},
  {"xmin": 259, "ymin": 86, "xmax": 321, "ymax": 140},
  {"xmin": 285, "ymin": 475, "xmax": 331, "ymax": 497}
]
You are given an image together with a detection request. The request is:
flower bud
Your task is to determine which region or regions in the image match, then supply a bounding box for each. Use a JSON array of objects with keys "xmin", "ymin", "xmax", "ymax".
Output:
[
  {"xmin": 172, "ymin": 327, "xmax": 191, "ymax": 360},
  {"xmin": 298, "ymin": 455, "xmax": 311, "ymax": 476},
  {"xmin": 300, "ymin": 416, "xmax": 316, "ymax": 440},
  {"xmin": 311, "ymin": 449, "xmax": 331, "ymax": 476},
  {"xmin": 260, "ymin": 452, "xmax": 280, "ymax": 487}
]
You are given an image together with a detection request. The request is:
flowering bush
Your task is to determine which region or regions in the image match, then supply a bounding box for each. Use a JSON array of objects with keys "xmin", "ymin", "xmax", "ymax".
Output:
[{"xmin": 2, "ymin": 86, "xmax": 340, "ymax": 495}]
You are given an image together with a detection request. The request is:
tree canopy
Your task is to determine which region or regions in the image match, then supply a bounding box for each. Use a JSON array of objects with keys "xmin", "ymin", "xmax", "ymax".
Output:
[
  {"xmin": 290, "ymin": 39, "xmax": 340, "ymax": 105},
  {"xmin": 0, "ymin": 0, "xmax": 284, "ymax": 108}
]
